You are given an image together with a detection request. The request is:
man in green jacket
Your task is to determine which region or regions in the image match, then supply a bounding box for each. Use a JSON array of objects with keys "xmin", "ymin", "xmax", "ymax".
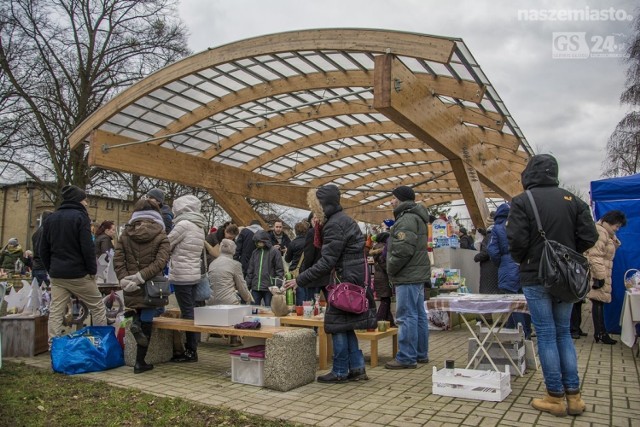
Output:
[{"xmin": 385, "ymin": 186, "xmax": 431, "ymax": 369}]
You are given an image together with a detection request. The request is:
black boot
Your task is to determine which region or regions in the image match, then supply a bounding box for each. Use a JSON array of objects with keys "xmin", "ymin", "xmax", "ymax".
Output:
[
  {"xmin": 347, "ymin": 367, "xmax": 369, "ymax": 382},
  {"xmin": 130, "ymin": 314, "xmax": 148, "ymax": 347},
  {"xmin": 134, "ymin": 344, "xmax": 154, "ymax": 374},
  {"xmin": 595, "ymin": 334, "xmax": 617, "ymax": 345}
]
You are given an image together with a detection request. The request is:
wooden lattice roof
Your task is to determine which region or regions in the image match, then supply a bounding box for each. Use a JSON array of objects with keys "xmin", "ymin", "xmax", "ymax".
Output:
[{"xmin": 69, "ymin": 28, "xmax": 532, "ymax": 226}]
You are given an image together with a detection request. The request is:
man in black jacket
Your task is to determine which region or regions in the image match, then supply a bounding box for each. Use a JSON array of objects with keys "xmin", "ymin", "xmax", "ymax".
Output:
[
  {"xmin": 234, "ymin": 220, "xmax": 263, "ymax": 277},
  {"xmin": 507, "ymin": 154, "xmax": 597, "ymax": 417},
  {"xmin": 41, "ymin": 185, "xmax": 108, "ymax": 342}
]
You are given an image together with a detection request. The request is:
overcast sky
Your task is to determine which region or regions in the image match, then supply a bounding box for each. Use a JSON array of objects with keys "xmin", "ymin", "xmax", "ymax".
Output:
[{"xmin": 177, "ymin": 0, "xmax": 637, "ymax": 204}]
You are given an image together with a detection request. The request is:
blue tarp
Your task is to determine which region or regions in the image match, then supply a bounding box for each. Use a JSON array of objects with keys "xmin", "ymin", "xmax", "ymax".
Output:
[{"xmin": 590, "ymin": 174, "xmax": 640, "ymax": 334}]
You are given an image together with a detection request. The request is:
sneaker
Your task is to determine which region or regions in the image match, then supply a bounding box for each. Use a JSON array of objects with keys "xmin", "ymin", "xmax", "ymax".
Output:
[
  {"xmin": 385, "ymin": 359, "xmax": 417, "ymax": 369},
  {"xmin": 171, "ymin": 349, "xmax": 198, "ymax": 363},
  {"xmin": 417, "ymin": 358, "xmax": 430, "ymax": 364},
  {"xmin": 347, "ymin": 368, "xmax": 369, "ymax": 382},
  {"xmin": 317, "ymin": 372, "xmax": 348, "ymax": 383}
]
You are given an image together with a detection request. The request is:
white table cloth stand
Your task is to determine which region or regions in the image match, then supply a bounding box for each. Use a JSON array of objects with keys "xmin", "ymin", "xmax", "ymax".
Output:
[
  {"xmin": 427, "ymin": 294, "xmax": 529, "ymax": 377},
  {"xmin": 620, "ymin": 290, "xmax": 640, "ymax": 355}
]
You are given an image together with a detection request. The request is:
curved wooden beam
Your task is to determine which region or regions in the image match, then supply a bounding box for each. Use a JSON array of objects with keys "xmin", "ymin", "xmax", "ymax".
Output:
[
  {"xmin": 70, "ymin": 29, "xmax": 462, "ymax": 148},
  {"xmin": 337, "ymin": 163, "xmax": 452, "ymax": 189}
]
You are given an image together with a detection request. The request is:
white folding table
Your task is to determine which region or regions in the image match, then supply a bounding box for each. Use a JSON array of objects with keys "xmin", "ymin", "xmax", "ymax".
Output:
[{"xmin": 427, "ymin": 294, "xmax": 529, "ymax": 376}]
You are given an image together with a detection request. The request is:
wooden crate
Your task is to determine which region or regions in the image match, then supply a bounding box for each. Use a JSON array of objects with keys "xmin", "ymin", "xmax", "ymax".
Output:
[
  {"xmin": 1, "ymin": 315, "xmax": 49, "ymax": 357},
  {"xmin": 432, "ymin": 366, "xmax": 511, "ymax": 402}
]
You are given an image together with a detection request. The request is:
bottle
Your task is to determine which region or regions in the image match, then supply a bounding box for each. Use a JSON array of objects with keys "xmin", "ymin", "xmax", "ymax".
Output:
[
  {"xmin": 284, "ymin": 272, "xmax": 294, "ymax": 306},
  {"xmin": 449, "ymin": 234, "xmax": 459, "ymax": 249}
]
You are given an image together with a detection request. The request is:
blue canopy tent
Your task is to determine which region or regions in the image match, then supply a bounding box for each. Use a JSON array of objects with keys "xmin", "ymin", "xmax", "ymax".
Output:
[{"xmin": 590, "ymin": 174, "xmax": 640, "ymax": 334}]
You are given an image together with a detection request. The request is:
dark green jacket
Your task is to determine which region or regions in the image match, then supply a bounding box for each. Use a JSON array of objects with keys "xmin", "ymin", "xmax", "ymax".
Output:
[{"xmin": 387, "ymin": 201, "xmax": 431, "ymax": 285}]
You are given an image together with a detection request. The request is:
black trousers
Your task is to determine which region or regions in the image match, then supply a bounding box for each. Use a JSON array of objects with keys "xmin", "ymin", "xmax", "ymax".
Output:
[
  {"xmin": 570, "ymin": 301, "xmax": 583, "ymax": 334},
  {"xmin": 591, "ymin": 299, "xmax": 607, "ymax": 337}
]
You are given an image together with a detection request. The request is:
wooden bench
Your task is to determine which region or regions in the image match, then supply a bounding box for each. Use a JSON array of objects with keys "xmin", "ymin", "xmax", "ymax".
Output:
[
  {"xmin": 153, "ymin": 317, "xmax": 297, "ymax": 338},
  {"xmin": 150, "ymin": 317, "xmax": 317, "ymax": 391},
  {"xmin": 356, "ymin": 328, "xmax": 399, "ymax": 368},
  {"xmin": 275, "ymin": 314, "xmax": 399, "ymax": 368}
]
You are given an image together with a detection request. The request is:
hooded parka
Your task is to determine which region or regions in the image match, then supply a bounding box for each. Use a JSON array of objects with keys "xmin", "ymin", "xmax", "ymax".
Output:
[
  {"xmin": 506, "ymin": 154, "xmax": 598, "ymax": 286},
  {"xmin": 296, "ymin": 185, "xmax": 376, "ymax": 334},
  {"xmin": 114, "ymin": 216, "xmax": 170, "ymax": 309},
  {"xmin": 586, "ymin": 221, "xmax": 620, "ymax": 303}
]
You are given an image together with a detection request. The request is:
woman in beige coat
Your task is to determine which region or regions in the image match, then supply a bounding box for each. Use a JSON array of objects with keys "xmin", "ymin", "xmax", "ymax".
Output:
[
  {"xmin": 586, "ymin": 210, "xmax": 626, "ymax": 345},
  {"xmin": 207, "ymin": 239, "xmax": 253, "ymax": 305}
]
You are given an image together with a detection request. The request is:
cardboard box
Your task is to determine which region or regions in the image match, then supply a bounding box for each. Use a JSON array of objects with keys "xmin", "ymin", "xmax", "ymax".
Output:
[
  {"xmin": 194, "ymin": 305, "xmax": 252, "ymax": 326},
  {"xmin": 230, "ymin": 345, "xmax": 266, "ymax": 387},
  {"xmin": 243, "ymin": 316, "xmax": 281, "ymax": 327}
]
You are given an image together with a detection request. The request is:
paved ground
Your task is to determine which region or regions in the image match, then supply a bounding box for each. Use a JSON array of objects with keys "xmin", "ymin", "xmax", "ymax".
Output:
[{"xmin": 12, "ymin": 306, "xmax": 640, "ymax": 427}]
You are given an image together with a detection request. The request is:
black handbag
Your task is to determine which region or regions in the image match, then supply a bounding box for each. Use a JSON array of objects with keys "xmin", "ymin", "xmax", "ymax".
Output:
[
  {"xmin": 526, "ymin": 191, "xmax": 591, "ymax": 303},
  {"xmin": 144, "ymin": 276, "xmax": 170, "ymax": 307}
]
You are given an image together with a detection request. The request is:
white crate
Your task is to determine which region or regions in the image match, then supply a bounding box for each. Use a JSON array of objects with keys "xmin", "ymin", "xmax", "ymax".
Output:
[
  {"xmin": 230, "ymin": 346, "xmax": 265, "ymax": 387},
  {"xmin": 468, "ymin": 338, "xmax": 525, "ymax": 360},
  {"xmin": 432, "ymin": 366, "xmax": 511, "ymax": 402},
  {"xmin": 194, "ymin": 305, "xmax": 252, "ymax": 326},
  {"xmin": 475, "ymin": 359, "xmax": 526, "ymax": 376}
]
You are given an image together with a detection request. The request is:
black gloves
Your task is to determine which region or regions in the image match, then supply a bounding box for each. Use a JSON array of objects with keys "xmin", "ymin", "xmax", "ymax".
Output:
[{"xmin": 592, "ymin": 278, "xmax": 605, "ymax": 290}]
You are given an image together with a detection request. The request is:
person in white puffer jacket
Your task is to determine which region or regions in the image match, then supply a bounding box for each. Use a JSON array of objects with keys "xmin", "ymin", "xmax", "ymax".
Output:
[{"xmin": 167, "ymin": 194, "xmax": 206, "ymax": 363}]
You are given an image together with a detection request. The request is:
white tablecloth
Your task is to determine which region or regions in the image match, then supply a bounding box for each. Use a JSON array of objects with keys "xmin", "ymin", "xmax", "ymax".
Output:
[
  {"xmin": 620, "ymin": 291, "xmax": 640, "ymax": 347},
  {"xmin": 426, "ymin": 294, "xmax": 528, "ymax": 314}
]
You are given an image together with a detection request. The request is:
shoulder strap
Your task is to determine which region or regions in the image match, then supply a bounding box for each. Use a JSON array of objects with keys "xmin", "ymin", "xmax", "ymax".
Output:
[{"xmin": 525, "ymin": 190, "xmax": 546, "ymax": 241}]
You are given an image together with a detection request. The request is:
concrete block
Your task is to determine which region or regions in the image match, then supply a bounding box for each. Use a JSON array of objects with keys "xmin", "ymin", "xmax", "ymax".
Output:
[
  {"xmin": 124, "ymin": 325, "xmax": 173, "ymax": 366},
  {"xmin": 264, "ymin": 328, "xmax": 316, "ymax": 391}
]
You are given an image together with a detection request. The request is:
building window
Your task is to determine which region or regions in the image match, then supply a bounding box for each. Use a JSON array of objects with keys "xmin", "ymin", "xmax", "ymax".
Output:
[
  {"xmin": 89, "ymin": 198, "xmax": 98, "ymax": 208},
  {"xmin": 106, "ymin": 201, "xmax": 114, "ymax": 210},
  {"xmin": 121, "ymin": 203, "xmax": 130, "ymax": 212}
]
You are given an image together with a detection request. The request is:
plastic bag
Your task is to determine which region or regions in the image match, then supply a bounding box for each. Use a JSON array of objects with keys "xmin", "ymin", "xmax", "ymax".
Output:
[
  {"xmin": 23, "ymin": 278, "xmax": 42, "ymax": 315},
  {"xmin": 4, "ymin": 283, "xmax": 28, "ymax": 314},
  {"xmin": 51, "ymin": 325, "xmax": 124, "ymax": 375},
  {"xmin": 269, "ymin": 286, "xmax": 289, "ymax": 317}
]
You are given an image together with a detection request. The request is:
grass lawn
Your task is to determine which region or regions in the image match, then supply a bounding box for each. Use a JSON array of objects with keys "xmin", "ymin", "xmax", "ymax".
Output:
[{"xmin": 0, "ymin": 361, "xmax": 302, "ymax": 427}]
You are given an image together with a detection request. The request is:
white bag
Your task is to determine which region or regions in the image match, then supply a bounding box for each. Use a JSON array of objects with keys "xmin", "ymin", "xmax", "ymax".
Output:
[
  {"xmin": 23, "ymin": 278, "xmax": 42, "ymax": 314},
  {"xmin": 4, "ymin": 283, "xmax": 28, "ymax": 314}
]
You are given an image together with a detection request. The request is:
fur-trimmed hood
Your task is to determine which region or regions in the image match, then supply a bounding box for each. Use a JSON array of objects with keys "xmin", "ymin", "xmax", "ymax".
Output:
[{"xmin": 307, "ymin": 184, "xmax": 342, "ymax": 224}]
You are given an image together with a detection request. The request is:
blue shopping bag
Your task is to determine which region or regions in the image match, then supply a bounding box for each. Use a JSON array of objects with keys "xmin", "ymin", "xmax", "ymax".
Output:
[{"xmin": 51, "ymin": 325, "xmax": 124, "ymax": 375}]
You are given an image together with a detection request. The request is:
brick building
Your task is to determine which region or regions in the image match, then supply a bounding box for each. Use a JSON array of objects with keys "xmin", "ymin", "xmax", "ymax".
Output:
[{"xmin": 0, "ymin": 181, "xmax": 134, "ymax": 250}]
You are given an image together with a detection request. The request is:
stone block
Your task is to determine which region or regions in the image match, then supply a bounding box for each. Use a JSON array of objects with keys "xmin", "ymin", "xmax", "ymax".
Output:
[
  {"xmin": 264, "ymin": 328, "xmax": 316, "ymax": 391},
  {"xmin": 124, "ymin": 325, "xmax": 173, "ymax": 366}
]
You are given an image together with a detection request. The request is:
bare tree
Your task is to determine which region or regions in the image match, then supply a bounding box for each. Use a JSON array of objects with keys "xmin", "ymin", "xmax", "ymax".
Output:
[
  {"xmin": 0, "ymin": 0, "xmax": 190, "ymax": 199},
  {"xmin": 603, "ymin": 13, "xmax": 640, "ymax": 177}
]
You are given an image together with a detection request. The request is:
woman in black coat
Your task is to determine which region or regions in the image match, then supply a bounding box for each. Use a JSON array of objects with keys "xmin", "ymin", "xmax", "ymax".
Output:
[
  {"xmin": 370, "ymin": 232, "xmax": 395, "ymax": 326},
  {"xmin": 285, "ymin": 185, "xmax": 376, "ymax": 383}
]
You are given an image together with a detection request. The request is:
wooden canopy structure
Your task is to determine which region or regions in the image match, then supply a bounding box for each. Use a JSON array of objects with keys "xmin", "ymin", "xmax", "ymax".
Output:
[{"xmin": 69, "ymin": 29, "xmax": 533, "ymax": 226}]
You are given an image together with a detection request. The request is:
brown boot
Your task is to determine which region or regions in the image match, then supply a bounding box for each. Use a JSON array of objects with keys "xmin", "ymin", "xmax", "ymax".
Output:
[
  {"xmin": 532, "ymin": 391, "xmax": 567, "ymax": 417},
  {"xmin": 566, "ymin": 391, "xmax": 585, "ymax": 415}
]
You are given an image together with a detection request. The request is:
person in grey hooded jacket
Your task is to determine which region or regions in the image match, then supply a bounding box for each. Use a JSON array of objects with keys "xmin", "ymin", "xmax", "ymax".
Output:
[
  {"xmin": 246, "ymin": 230, "xmax": 284, "ymax": 306},
  {"xmin": 208, "ymin": 239, "xmax": 253, "ymax": 305}
]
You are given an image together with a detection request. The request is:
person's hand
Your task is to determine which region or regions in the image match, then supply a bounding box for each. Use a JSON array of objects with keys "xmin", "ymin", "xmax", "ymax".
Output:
[
  {"xmin": 284, "ymin": 279, "xmax": 298, "ymax": 290},
  {"xmin": 120, "ymin": 277, "xmax": 139, "ymax": 293},
  {"xmin": 125, "ymin": 272, "xmax": 145, "ymax": 285}
]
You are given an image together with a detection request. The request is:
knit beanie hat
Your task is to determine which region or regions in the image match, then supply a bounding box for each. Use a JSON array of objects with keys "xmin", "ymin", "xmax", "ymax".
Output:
[
  {"xmin": 392, "ymin": 185, "xmax": 415, "ymax": 202},
  {"xmin": 8, "ymin": 238, "xmax": 18, "ymax": 247},
  {"xmin": 61, "ymin": 185, "xmax": 87, "ymax": 203},
  {"xmin": 146, "ymin": 188, "xmax": 165, "ymax": 204},
  {"xmin": 220, "ymin": 238, "xmax": 237, "ymax": 256}
]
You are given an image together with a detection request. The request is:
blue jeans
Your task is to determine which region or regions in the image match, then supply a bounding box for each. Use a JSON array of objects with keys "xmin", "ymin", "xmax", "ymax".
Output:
[
  {"xmin": 331, "ymin": 331, "xmax": 365, "ymax": 377},
  {"xmin": 502, "ymin": 289, "xmax": 532, "ymax": 339},
  {"xmin": 173, "ymin": 284, "xmax": 200, "ymax": 352},
  {"xmin": 395, "ymin": 283, "xmax": 429, "ymax": 364},
  {"xmin": 251, "ymin": 290, "xmax": 272, "ymax": 307},
  {"xmin": 523, "ymin": 285, "xmax": 580, "ymax": 394}
]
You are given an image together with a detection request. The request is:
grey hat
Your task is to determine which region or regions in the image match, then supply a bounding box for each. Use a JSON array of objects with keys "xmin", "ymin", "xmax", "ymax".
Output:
[
  {"xmin": 392, "ymin": 185, "xmax": 415, "ymax": 202},
  {"xmin": 220, "ymin": 238, "xmax": 237, "ymax": 255},
  {"xmin": 8, "ymin": 238, "xmax": 18, "ymax": 246},
  {"xmin": 146, "ymin": 188, "xmax": 165, "ymax": 204}
]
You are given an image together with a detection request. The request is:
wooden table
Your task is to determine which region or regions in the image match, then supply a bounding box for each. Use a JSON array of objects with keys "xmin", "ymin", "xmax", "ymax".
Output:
[
  {"xmin": 275, "ymin": 314, "xmax": 398, "ymax": 369},
  {"xmin": 153, "ymin": 317, "xmax": 297, "ymax": 339}
]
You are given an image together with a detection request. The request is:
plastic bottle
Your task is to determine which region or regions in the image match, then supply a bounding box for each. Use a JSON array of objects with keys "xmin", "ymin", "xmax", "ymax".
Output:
[{"xmin": 449, "ymin": 234, "xmax": 460, "ymax": 249}]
